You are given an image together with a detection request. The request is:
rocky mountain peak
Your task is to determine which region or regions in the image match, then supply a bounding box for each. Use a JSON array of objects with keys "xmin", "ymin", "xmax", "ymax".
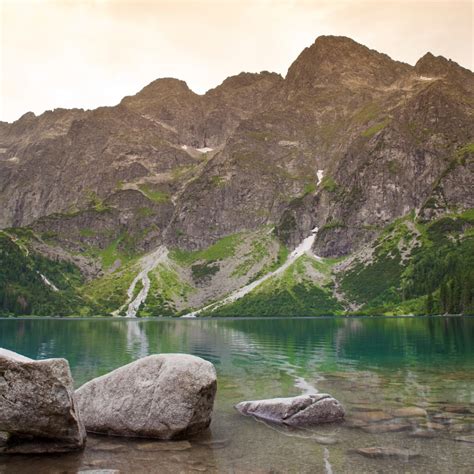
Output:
[
  {"xmin": 207, "ymin": 71, "xmax": 282, "ymax": 93},
  {"xmin": 415, "ymin": 52, "xmax": 473, "ymax": 86},
  {"xmin": 285, "ymin": 35, "xmax": 411, "ymax": 89}
]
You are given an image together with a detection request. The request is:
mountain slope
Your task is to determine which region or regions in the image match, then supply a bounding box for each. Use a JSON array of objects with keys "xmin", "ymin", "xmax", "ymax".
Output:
[{"xmin": 0, "ymin": 35, "xmax": 472, "ymax": 317}]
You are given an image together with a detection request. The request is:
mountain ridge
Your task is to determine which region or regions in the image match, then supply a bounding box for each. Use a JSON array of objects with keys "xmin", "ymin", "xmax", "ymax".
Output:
[{"xmin": 0, "ymin": 35, "xmax": 472, "ymax": 317}]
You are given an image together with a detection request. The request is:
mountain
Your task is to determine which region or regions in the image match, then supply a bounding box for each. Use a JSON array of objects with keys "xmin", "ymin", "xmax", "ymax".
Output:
[{"xmin": 0, "ymin": 35, "xmax": 473, "ymax": 317}]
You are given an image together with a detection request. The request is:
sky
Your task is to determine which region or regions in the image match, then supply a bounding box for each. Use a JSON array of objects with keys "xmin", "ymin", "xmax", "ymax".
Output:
[{"xmin": 0, "ymin": 0, "xmax": 472, "ymax": 123}]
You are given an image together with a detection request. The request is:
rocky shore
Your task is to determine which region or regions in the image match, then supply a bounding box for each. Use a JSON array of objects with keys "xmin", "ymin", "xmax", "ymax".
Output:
[{"xmin": 1, "ymin": 349, "xmax": 346, "ymax": 456}]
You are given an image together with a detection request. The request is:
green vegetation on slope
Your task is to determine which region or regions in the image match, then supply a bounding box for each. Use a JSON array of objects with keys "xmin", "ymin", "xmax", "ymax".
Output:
[
  {"xmin": 338, "ymin": 212, "xmax": 474, "ymax": 315},
  {"xmin": 0, "ymin": 232, "xmax": 90, "ymax": 316},
  {"xmin": 205, "ymin": 255, "xmax": 343, "ymax": 317},
  {"xmin": 170, "ymin": 233, "xmax": 242, "ymax": 265},
  {"xmin": 138, "ymin": 264, "xmax": 194, "ymax": 317},
  {"xmin": 138, "ymin": 183, "xmax": 170, "ymax": 203}
]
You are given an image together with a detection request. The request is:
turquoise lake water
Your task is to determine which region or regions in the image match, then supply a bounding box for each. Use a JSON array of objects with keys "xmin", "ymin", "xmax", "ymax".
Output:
[{"xmin": 0, "ymin": 316, "xmax": 473, "ymax": 473}]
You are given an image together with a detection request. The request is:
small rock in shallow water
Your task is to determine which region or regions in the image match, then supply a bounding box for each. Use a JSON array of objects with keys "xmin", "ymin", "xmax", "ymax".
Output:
[
  {"xmin": 432, "ymin": 414, "xmax": 452, "ymax": 423},
  {"xmin": 449, "ymin": 423, "xmax": 473, "ymax": 433},
  {"xmin": 135, "ymin": 441, "xmax": 192, "ymax": 451},
  {"xmin": 422, "ymin": 422, "xmax": 446, "ymax": 431},
  {"xmin": 392, "ymin": 407, "xmax": 427, "ymax": 418},
  {"xmin": 352, "ymin": 411, "xmax": 392, "ymax": 423},
  {"xmin": 195, "ymin": 439, "xmax": 230, "ymax": 449},
  {"xmin": 442, "ymin": 405, "xmax": 472, "ymax": 415},
  {"xmin": 409, "ymin": 429, "xmax": 437, "ymax": 439},
  {"xmin": 313, "ymin": 435, "xmax": 338, "ymax": 445},
  {"xmin": 454, "ymin": 435, "xmax": 474, "ymax": 444},
  {"xmin": 344, "ymin": 418, "xmax": 368, "ymax": 429},
  {"xmin": 235, "ymin": 394, "xmax": 345, "ymax": 426},
  {"xmin": 362, "ymin": 423, "xmax": 411, "ymax": 434},
  {"xmin": 89, "ymin": 443, "xmax": 127, "ymax": 452},
  {"xmin": 352, "ymin": 447, "xmax": 421, "ymax": 460}
]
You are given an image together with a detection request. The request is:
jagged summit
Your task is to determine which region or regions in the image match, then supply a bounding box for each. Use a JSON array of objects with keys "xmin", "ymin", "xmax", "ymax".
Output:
[
  {"xmin": 415, "ymin": 51, "xmax": 473, "ymax": 81},
  {"xmin": 285, "ymin": 35, "xmax": 412, "ymax": 89}
]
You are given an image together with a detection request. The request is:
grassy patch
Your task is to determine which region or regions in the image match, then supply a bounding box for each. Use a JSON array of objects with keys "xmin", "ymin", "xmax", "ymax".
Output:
[
  {"xmin": 86, "ymin": 191, "xmax": 111, "ymax": 213},
  {"xmin": 320, "ymin": 176, "xmax": 338, "ymax": 193},
  {"xmin": 361, "ymin": 118, "xmax": 390, "ymax": 138},
  {"xmin": 303, "ymin": 182, "xmax": 316, "ymax": 195},
  {"xmin": 138, "ymin": 184, "xmax": 170, "ymax": 203},
  {"xmin": 321, "ymin": 220, "xmax": 346, "ymax": 231},
  {"xmin": 170, "ymin": 234, "xmax": 242, "ymax": 266},
  {"xmin": 79, "ymin": 228, "xmax": 95, "ymax": 238},
  {"xmin": 211, "ymin": 175, "xmax": 226, "ymax": 187},
  {"xmin": 138, "ymin": 264, "xmax": 194, "ymax": 317},
  {"xmin": 191, "ymin": 262, "xmax": 219, "ymax": 282}
]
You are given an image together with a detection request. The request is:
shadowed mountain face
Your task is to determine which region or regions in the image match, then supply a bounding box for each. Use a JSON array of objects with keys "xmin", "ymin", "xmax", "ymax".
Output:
[{"xmin": 0, "ymin": 35, "xmax": 472, "ymax": 262}]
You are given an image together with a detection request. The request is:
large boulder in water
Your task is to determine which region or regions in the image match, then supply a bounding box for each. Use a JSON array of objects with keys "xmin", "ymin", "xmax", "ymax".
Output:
[
  {"xmin": 75, "ymin": 354, "xmax": 217, "ymax": 439},
  {"xmin": 235, "ymin": 393, "xmax": 345, "ymax": 426},
  {"xmin": 0, "ymin": 348, "xmax": 86, "ymax": 454}
]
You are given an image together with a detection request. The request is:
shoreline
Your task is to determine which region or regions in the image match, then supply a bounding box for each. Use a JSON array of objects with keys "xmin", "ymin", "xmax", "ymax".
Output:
[{"xmin": 0, "ymin": 313, "xmax": 472, "ymax": 322}]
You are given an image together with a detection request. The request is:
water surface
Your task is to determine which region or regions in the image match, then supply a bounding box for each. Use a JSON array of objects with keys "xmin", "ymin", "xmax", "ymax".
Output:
[{"xmin": 0, "ymin": 316, "xmax": 473, "ymax": 473}]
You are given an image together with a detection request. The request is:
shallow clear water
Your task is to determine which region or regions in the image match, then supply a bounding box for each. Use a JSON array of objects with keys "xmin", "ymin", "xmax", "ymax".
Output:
[{"xmin": 0, "ymin": 316, "xmax": 473, "ymax": 473}]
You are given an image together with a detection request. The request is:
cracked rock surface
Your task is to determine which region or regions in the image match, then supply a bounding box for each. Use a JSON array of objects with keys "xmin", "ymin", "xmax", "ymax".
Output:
[
  {"xmin": 0, "ymin": 348, "xmax": 86, "ymax": 454},
  {"xmin": 75, "ymin": 354, "xmax": 217, "ymax": 439},
  {"xmin": 235, "ymin": 393, "xmax": 345, "ymax": 426}
]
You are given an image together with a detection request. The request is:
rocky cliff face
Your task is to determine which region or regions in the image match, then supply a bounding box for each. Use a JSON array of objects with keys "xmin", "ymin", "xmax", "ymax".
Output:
[{"xmin": 0, "ymin": 35, "xmax": 472, "ymax": 316}]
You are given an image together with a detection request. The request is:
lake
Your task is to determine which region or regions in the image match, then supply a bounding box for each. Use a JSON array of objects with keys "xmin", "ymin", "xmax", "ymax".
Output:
[{"xmin": 0, "ymin": 316, "xmax": 473, "ymax": 473}]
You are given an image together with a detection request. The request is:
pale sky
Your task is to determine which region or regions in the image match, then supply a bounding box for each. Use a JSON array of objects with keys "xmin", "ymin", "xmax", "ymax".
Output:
[{"xmin": 0, "ymin": 0, "xmax": 472, "ymax": 123}]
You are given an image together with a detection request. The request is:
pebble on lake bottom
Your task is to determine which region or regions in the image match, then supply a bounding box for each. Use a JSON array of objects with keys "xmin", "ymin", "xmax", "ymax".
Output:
[
  {"xmin": 391, "ymin": 407, "xmax": 428, "ymax": 417},
  {"xmin": 135, "ymin": 441, "xmax": 192, "ymax": 451},
  {"xmin": 352, "ymin": 446, "xmax": 421, "ymax": 460},
  {"xmin": 361, "ymin": 423, "xmax": 411, "ymax": 434},
  {"xmin": 454, "ymin": 436, "xmax": 474, "ymax": 444}
]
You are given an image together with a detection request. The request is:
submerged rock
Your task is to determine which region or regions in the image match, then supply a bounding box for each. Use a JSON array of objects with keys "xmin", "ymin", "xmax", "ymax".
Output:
[
  {"xmin": 391, "ymin": 407, "xmax": 427, "ymax": 418},
  {"xmin": 361, "ymin": 422, "xmax": 411, "ymax": 434},
  {"xmin": 75, "ymin": 354, "xmax": 216, "ymax": 439},
  {"xmin": 351, "ymin": 410, "xmax": 392, "ymax": 423},
  {"xmin": 352, "ymin": 446, "xmax": 420, "ymax": 460},
  {"xmin": 235, "ymin": 394, "xmax": 345, "ymax": 426},
  {"xmin": 0, "ymin": 348, "xmax": 86, "ymax": 454},
  {"xmin": 454, "ymin": 435, "xmax": 474, "ymax": 444},
  {"xmin": 135, "ymin": 440, "xmax": 192, "ymax": 451}
]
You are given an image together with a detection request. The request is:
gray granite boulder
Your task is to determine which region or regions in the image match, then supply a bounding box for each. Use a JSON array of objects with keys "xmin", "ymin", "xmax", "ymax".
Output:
[
  {"xmin": 75, "ymin": 354, "xmax": 217, "ymax": 439},
  {"xmin": 235, "ymin": 393, "xmax": 345, "ymax": 426},
  {"xmin": 0, "ymin": 348, "xmax": 86, "ymax": 454}
]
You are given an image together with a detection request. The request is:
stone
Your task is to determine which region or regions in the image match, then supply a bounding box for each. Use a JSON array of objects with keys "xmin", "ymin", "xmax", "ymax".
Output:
[
  {"xmin": 351, "ymin": 411, "xmax": 392, "ymax": 423},
  {"xmin": 443, "ymin": 405, "xmax": 472, "ymax": 415},
  {"xmin": 344, "ymin": 418, "xmax": 368, "ymax": 429},
  {"xmin": 454, "ymin": 435, "xmax": 474, "ymax": 444},
  {"xmin": 422, "ymin": 422, "xmax": 446, "ymax": 431},
  {"xmin": 89, "ymin": 443, "xmax": 127, "ymax": 452},
  {"xmin": 352, "ymin": 447, "xmax": 421, "ymax": 460},
  {"xmin": 75, "ymin": 354, "xmax": 216, "ymax": 439},
  {"xmin": 409, "ymin": 429, "xmax": 437, "ymax": 439},
  {"xmin": 135, "ymin": 441, "xmax": 192, "ymax": 451},
  {"xmin": 392, "ymin": 407, "xmax": 427, "ymax": 418},
  {"xmin": 313, "ymin": 436, "xmax": 339, "ymax": 445},
  {"xmin": 196, "ymin": 438, "xmax": 230, "ymax": 449},
  {"xmin": 432, "ymin": 413, "xmax": 452, "ymax": 423},
  {"xmin": 362, "ymin": 423, "xmax": 411, "ymax": 434},
  {"xmin": 235, "ymin": 394, "xmax": 344, "ymax": 426},
  {"xmin": 449, "ymin": 423, "xmax": 473, "ymax": 433},
  {"xmin": 0, "ymin": 348, "xmax": 86, "ymax": 454}
]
